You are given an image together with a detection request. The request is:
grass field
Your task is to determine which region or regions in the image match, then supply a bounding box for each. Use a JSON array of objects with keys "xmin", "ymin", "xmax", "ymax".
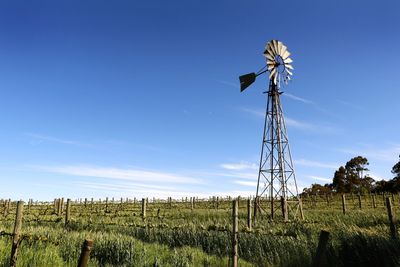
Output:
[{"xmin": 0, "ymin": 194, "xmax": 399, "ymax": 267}]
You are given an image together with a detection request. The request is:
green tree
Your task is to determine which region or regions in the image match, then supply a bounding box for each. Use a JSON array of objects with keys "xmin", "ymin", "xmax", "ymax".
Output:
[
  {"xmin": 345, "ymin": 156, "xmax": 369, "ymax": 193},
  {"xmin": 332, "ymin": 166, "xmax": 346, "ymax": 193}
]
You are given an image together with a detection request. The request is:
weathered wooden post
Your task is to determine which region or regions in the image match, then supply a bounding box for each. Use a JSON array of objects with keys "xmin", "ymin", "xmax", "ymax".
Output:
[
  {"xmin": 386, "ymin": 197, "xmax": 397, "ymax": 239},
  {"xmin": 299, "ymin": 197, "xmax": 305, "ymax": 220},
  {"xmin": 325, "ymin": 194, "xmax": 329, "ymax": 207},
  {"xmin": 281, "ymin": 196, "xmax": 288, "ymax": 222},
  {"xmin": 141, "ymin": 198, "xmax": 146, "ymax": 219},
  {"xmin": 358, "ymin": 194, "xmax": 362, "ymax": 209},
  {"xmin": 77, "ymin": 239, "xmax": 94, "ymax": 267},
  {"xmin": 313, "ymin": 230, "xmax": 330, "ymax": 267},
  {"xmin": 10, "ymin": 201, "xmax": 24, "ymax": 267},
  {"xmin": 247, "ymin": 198, "xmax": 252, "ymax": 231},
  {"xmin": 341, "ymin": 194, "xmax": 346, "ymax": 215},
  {"xmin": 231, "ymin": 199, "xmax": 238, "ymax": 267},
  {"xmin": 84, "ymin": 198, "xmax": 87, "ymax": 207},
  {"xmin": 372, "ymin": 194, "xmax": 377, "ymax": 208},
  {"xmin": 105, "ymin": 197, "xmax": 108, "ymax": 212},
  {"xmin": 190, "ymin": 197, "xmax": 194, "ymax": 210},
  {"xmin": 253, "ymin": 196, "xmax": 259, "ymax": 220},
  {"xmin": 65, "ymin": 199, "xmax": 71, "ymax": 225}
]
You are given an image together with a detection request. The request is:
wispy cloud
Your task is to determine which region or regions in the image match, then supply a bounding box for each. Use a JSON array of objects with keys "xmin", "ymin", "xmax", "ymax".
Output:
[
  {"xmin": 294, "ymin": 159, "xmax": 338, "ymax": 169},
  {"xmin": 32, "ymin": 165, "xmax": 203, "ymax": 184},
  {"xmin": 220, "ymin": 162, "xmax": 258, "ymax": 171},
  {"xmin": 240, "ymin": 107, "xmax": 337, "ymax": 133},
  {"xmin": 338, "ymin": 144, "xmax": 400, "ymax": 163},
  {"xmin": 234, "ymin": 180, "xmax": 257, "ymax": 187},
  {"xmin": 216, "ymin": 80, "xmax": 239, "ymax": 89},
  {"xmin": 307, "ymin": 175, "xmax": 332, "ymax": 182},
  {"xmin": 25, "ymin": 133, "xmax": 93, "ymax": 147},
  {"xmin": 337, "ymin": 100, "xmax": 363, "ymax": 111},
  {"xmin": 283, "ymin": 93, "xmax": 314, "ymax": 104}
]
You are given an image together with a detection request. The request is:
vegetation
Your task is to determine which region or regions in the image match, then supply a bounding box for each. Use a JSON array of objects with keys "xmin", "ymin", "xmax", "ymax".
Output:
[
  {"xmin": 303, "ymin": 155, "xmax": 400, "ymax": 195},
  {"xmin": 1, "ymin": 193, "xmax": 400, "ymax": 266}
]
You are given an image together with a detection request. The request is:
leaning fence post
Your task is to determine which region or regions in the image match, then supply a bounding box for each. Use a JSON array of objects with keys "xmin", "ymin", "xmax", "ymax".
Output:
[
  {"xmin": 247, "ymin": 198, "xmax": 252, "ymax": 231},
  {"xmin": 10, "ymin": 201, "xmax": 24, "ymax": 267},
  {"xmin": 386, "ymin": 197, "xmax": 397, "ymax": 239},
  {"xmin": 299, "ymin": 197, "xmax": 305, "ymax": 220},
  {"xmin": 65, "ymin": 199, "xmax": 71, "ymax": 225},
  {"xmin": 77, "ymin": 239, "xmax": 94, "ymax": 267},
  {"xmin": 313, "ymin": 230, "xmax": 330, "ymax": 267},
  {"xmin": 341, "ymin": 194, "xmax": 346, "ymax": 215},
  {"xmin": 231, "ymin": 199, "xmax": 238, "ymax": 267},
  {"xmin": 141, "ymin": 198, "xmax": 146, "ymax": 220},
  {"xmin": 372, "ymin": 194, "xmax": 377, "ymax": 208}
]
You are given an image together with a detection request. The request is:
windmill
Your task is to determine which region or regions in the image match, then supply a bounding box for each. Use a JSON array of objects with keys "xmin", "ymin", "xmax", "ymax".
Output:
[{"xmin": 239, "ymin": 40, "xmax": 304, "ymax": 221}]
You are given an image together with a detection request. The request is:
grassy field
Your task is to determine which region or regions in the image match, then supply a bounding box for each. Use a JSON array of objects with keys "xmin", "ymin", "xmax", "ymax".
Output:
[{"xmin": 0, "ymin": 194, "xmax": 400, "ymax": 267}]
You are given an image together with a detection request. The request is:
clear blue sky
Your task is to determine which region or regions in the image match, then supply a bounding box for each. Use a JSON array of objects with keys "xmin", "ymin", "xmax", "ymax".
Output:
[{"xmin": 1, "ymin": 0, "xmax": 399, "ymax": 200}]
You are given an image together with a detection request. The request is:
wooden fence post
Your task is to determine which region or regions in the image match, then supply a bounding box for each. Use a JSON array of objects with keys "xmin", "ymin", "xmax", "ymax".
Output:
[
  {"xmin": 247, "ymin": 198, "xmax": 252, "ymax": 231},
  {"xmin": 341, "ymin": 194, "xmax": 346, "ymax": 215},
  {"xmin": 372, "ymin": 194, "xmax": 377, "ymax": 208},
  {"xmin": 77, "ymin": 239, "xmax": 94, "ymax": 267},
  {"xmin": 281, "ymin": 196, "xmax": 288, "ymax": 222},
  {"xmin": 358, "ymin": 194, "xmax": 362, "ymax": 209},
  {"xmin": 231, "ymin": 199, "xmax": 238, "ymax": 267},
  {"xmin": 65, "ymin": 199, "xmax": 71, "ymax": 225},
  {"xmin": 313, "ymin": 230, "xmax": 330, "ymax": 267},
  {"xmin": 10, "ymin": 201, "xmax": 24, "ymax": 267},
  {"xmin": 386, "ymin": 197, "xmax": 397, "ymax": 239},
  {"xmin": 141, "ymin": 198, "xmax": 146, "ymax": 219},
  {"xmin": 299, "ymin": 198, "xmax": 305, "ymax": 220}
]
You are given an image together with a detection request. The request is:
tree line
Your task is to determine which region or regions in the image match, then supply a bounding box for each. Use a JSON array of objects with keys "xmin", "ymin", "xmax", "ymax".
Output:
[{"xmin": 302, "ymin": 155, "xmax": 400, "ymax": 195}]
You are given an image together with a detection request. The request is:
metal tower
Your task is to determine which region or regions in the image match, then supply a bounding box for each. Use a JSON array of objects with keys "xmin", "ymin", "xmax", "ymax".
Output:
[{"xmin": 239, "ymin": 40, "xmax": 303, "ymax": 221}]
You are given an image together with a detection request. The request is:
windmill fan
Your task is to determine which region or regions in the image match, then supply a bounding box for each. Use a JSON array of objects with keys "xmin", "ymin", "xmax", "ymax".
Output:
[{"xmin": 263, "ymin": 40, "xmax": 293, "ymax": 86}]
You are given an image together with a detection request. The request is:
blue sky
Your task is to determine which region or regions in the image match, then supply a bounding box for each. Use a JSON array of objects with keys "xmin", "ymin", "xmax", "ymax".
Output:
[{"xmin": 0, "ymin": 0, "xmax": 399, "ymax": 200}]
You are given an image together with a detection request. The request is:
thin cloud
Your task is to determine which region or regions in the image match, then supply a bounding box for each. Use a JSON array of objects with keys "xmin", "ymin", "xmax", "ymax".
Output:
[
  {"xmin": 216, "ymin": 80, "xmax": 239, "ymax": 89},
  {"xmin": 25, "ymin": 133, "xmax": 93, "ymax": 147},
  {"xmin": 240, "ymin": 107, "xmax": 337, "ymax": 133},
  {"xmin": 337, "ymin": 100, "xmax": 363, "ymax": 111},
  {"xmin": 32, "ymin": 165, "xmax": 203, "ymax": 184},
  {"xmin": 220, "ymin": 162, "xmax": 258, "ymax": 171},
  {"xmin": 234, "ymin": 180, "xmax": 257, "ymax": 187},
  {"xmin": 338, "ymin": 144, "xmax": 400, "ymax": 163},
  {"xmin": 307, "ymin": 175, "xmax": 332, "ymax": 183},
  {"xmin": 295, "ymin": 159, "xmax": 338, "ymax": 169},
  {"xmin": 283, "ymin": 93, "xmax": 314, "ymax": 104}
]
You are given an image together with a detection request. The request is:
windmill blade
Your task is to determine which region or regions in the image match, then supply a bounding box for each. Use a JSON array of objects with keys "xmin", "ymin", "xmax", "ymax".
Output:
[
  {"xmin": 272, "ymin": 40, "xmax": 279, "ymax": 55},
  {"xmin": 267, "ymin": 62, "xmax": 275, "ymax": 70},
  {"xmin": 286, "ymin": 69, "xmax": 293, "ymax": 76},
  {"xmin": 285, "ymin": 64, "xmax": 294, "ymax": 70},
  {"xmin": 265, "ymin": 53, "xmax": 275, "ymax": 62},
  {"xmin": 269, "ymin": 67, "xmax": 276, "ymax": 80},
  {"xmin": 284, "ymin": 57, "xmax": 293, "ymax": 64},
  {"xmin": 277, "ymin": 41, "xmax": 283, "ymax": 55},
  {"xmin": 269, "ymin": 40, "xmax": 277, "ymax": 55},
  {"xmin": 280, "ymin": 45, "xmax": 288, "ymax": 57},
  {"xmin": 282, "ymin": 50, "xmax": 291, "ymax": 60},
  {"xmin": 274, "ymin": 72, "xmax": 278, "ymax": 85},
  {"xmin": 266, "ymin": 46, "xmax": 275, "ymax": 58}
]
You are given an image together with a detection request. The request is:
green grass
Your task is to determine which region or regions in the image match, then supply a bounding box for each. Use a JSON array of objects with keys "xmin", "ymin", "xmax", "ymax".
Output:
[{"xmin": 0, "ymin": 194, "xmax": 400, "ymax": 266}]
